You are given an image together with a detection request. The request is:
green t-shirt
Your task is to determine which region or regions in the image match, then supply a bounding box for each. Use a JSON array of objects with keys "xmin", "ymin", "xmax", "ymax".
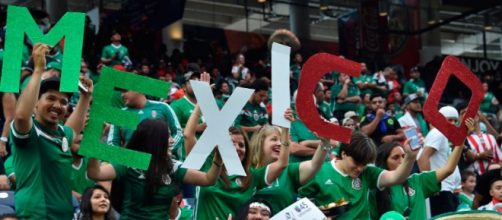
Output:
[
  {"xmin": 290, "ymin": 120, "xmax": 318, "ymax": 162},
  {"xmin": 457, "ymin": 192, "xmax": 473, "ymax": 210},
  {"xmin": 107, "ymin": 100, "xmax": 183, "ymax": 155},
  {"xmin": 330, "ymin": 83, "xmax": 360, "ymax": 112},
  {"xmin": 177, "ymin": 207, "xmax": 192, "ymax": 220},
  {"xmin": 10, "ymin": 120, "xmax": 74, "ymax": 219},
  {"xmin": 354, "ymin": 74, "xmax": 376, "ymax": 95},
  {"xmin": 318, "ymin": 102, "xmax": 333, "ymax": 120},
  {"xmin": 113, "ymin": 160, "xmax": 187, "ymax": 220},
  {"xmin": 235, "ymin": 101, "xmax": 269, "ymax": 137},
  {"xmin": 194, "ymin": 166, "xmax": 268, "ymax": 220},
  {"xmin": 71, "ymin": 157, "xmax": 95, "ymax": 195},
  {"xmin": 171, "ymin": 96, "xmax": 204, "ymax": 128},
  {"xmin": 402, "ymin": 79, "xmax": 426, "ymax": 96},
  {"xmin": 369, "ymin": 171, "xmax": 439, "ymax": 220},
  {"xmin": 254, "ymin": 163, "xmax": 301, "ymax": 214},
  {"xmin": 101, "ymin": 44, "xmax": 130, "ymax": 66},
  {"xmin": 299, "ymin": 160, "xmax": 384, "ymax": 220},
  {"xmin": 480, "ymin": 92, "xmax": 497, "ymax": 113}
]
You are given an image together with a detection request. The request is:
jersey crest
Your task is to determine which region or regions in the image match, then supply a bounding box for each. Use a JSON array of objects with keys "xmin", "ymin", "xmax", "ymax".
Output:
[{"xmin": 352, "ymin": 178, "xmax": 362, "ymax": 190}]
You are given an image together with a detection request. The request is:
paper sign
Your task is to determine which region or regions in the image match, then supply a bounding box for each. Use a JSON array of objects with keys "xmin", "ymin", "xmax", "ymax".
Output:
[
  {"xmin": 0, "ymin": 6, "xmax": 85, "ymax": 92},
  {"xmin": 296, "ymin": 53, "xmax": 361, "ymax": 144},
  {"xmin": 272, "ymin": 43, "xmax": 291, "ymax": 128},
  {"xmin": 271, "ymin": 198, "xmax": 326, "ymax": 220},
  {"xmin": 79, "ymin": 66, "xmax": 170, "ymax": 170},
  {"xmin": 182, "ymin": 81, "xmax": 253, "ymax": 176},
  {"xmin": 423, "ymin": 56, "xmax": 483, "ymax": 146}
]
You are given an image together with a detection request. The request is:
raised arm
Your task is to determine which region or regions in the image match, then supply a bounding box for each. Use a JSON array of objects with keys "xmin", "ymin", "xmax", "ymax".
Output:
[
  {"xmin": 0, "ymin": 93, "xmax": 16, "ymax": 156},
  {"xmin": 436, "ymin": 118, "xmax": 475, "ymax": 182},
  {"xmin": 184, "ymin": 105, "xmax": 200, "ymax": 155},
  {"xmin": 14, "ymin": 44, "xmax": 48, "ymax": 134},
  {"xmin": 379, "ymin": 139, "xmax": 419, "ymax": 188},
  {"xmin": 65, "ymin": 76, "xmax": 93, "ymax": 135},
  {"xmin": 87, "ymin": 158, "xmax": 117, "ymax": 181},
  {"xmin": 183, "ymin": 151, "xmax": 223, "ymax": 186},
  {"xmin": 298, "ymin": 138, "xmax": 329, "ymax": 184},
  {"xmin": 265, "ymin": 109, "xmax": 294, "ymax": 184}
]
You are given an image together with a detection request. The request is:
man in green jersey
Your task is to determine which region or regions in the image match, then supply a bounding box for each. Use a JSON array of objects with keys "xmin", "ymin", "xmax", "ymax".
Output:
[
  {"xmin": 107, "ymin": 88, "xmax": 183, "ymax": 155},
  {"xmin": 100, "ymin": 32, "xmax": 132, "ymax": 67},
  {"xmin": 234, "ymin": 79, "xmax": 269, "ymax": 137},
  {"xmin": 11, "ymin": 44, "xmax": 92, "ymax": 219},
  {"xmin": 402, "ymin": 66, "xmax": 427, "ymax": 98}
]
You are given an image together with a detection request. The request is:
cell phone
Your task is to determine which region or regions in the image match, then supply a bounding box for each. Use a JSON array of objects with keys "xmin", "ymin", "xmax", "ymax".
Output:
[
  {"xmin": 404, "ymin": 127, "xmax": 421, "ymax": 150},
  {"xmin": 78, "ymin": 81, "xmax": 88, "ymax": 93}
]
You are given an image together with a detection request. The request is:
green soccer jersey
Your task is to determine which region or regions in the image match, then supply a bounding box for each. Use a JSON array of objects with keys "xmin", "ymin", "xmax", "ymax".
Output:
[
  {"xmin": 318, "ymin": 101, "xmax": 333, "ymax": 120},
  {"xmin": 194, "ymin": 166, "xmax": 268, "ymax": 220},
  {"xmin": 354, "ymin": 74, "xmax": 376, "ymax": 95},
  {"xmin": 234, "ymin": 102, "xmax": 269, "ymax": 136},
  {"xmin": 171, "ymin": 96, "xmax": 204, "ymax": 128},
  {"xmin": 299, "ymin": 160, "xmax": 384, "ymax": 220},
  {"xmin": 480, "ymin": 92, "xmax": 496, "ymax": 113},
  {"xmin": 402, "ymin": 79, "xmax": 426, "ymax": 96},
  {"xmin": 113, "ymin": 160, "xmax": 187, "ymax": 220},
  {"xmin": 10, "ymin": 119, "xmax": 74, "ymax": 219},
  {"xmin": 254, "ymin": 163, "xmax": 301, "ymax": 214},
  {"xmin": 330, "ymin": 82, "xmax": 360, "ymax": 112},
  {"xmin": 101, "ymin": 44, "xmax": 129, "ymax": 66},
  {"xmin": 290, "ymin": 119, "xmax": 318, "ymax": 162},
  {"xmin": 71, "ymin": 157, "xmax": 95, "ymax": 195},
  {"xmin": 369, "ymin": 171, "xmax": 439, "ymax": 220},
  {"xmin": 107, "ymin": 100, "xmax": 183, "ymax": 153}
]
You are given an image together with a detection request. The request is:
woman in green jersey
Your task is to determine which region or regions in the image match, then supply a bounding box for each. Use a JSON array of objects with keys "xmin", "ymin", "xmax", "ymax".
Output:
[
  {"xmin": 250, "ymin": 124, "xmax": 329, "ymax": 214},
  {"xmin": 371, "ymin": 118, "xmax": 474, "ymax": 219},
  {"xmin": 185, "ymin": 106, "xmax": 292, "ymax": 220},
  {"xmin": 87, "ymin": 119, "xmax": 223, "ymax": 220}
]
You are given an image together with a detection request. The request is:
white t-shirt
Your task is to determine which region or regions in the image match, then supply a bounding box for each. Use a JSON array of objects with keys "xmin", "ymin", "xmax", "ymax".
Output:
[{"xmin": 419, "ymin": 128, "xmax": 461, "ymax": 192}]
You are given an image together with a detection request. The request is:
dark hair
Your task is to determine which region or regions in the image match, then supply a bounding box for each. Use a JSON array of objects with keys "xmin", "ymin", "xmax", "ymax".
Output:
[
  {"xmin": 79, "ymin": 184, "xmax": 114, "ymax": 220},
  {"xmin": 340, "ymin": 132, "xmax": 377, "ymax": 165},
  {"xmin": 235, "ymin": 197, "xmax": 273, "ymax": 220},
  {"xmin": 220, "ymin": 127, "xmax": 253, "ymax": 191},
  {"xmin": 252, "ymin": 78, "xmax": 269, "ymax": 92},
  {"xmin": 461, "ymin": 170, "xmax": 476, "ymax": 183},
  {"xmin": 374, "ymin": 141, "xmax": 409, "ymax": 217},
  {"xmin": 489, "ymin": 176, "xmax": 502, "ymax": 189},
  {"xmin": 126, "ymin": 119, "xmax": 174, "ymax": 202},
  {"xmin": 370, "ymin": 93, "xmax": 384, "ymax": 101}
]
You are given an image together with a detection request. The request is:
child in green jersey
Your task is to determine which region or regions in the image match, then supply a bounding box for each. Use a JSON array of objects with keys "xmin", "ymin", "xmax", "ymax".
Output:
[
  {"xmin": 236, "ymin": 198, "xmax": 273, "ymax": 220},
  {"xmin": 88, "ymin": 119, "xmax": 223, "ymax": 220},
  {"xmin": 371, "ymin": 118, "xmax": 474, "ymax": 219},
  {"xmin": 185, "ymin": 106, "xmax": 292, "ymax": 220},
  {"xmin": 299, "ymin": 132, "xmax": 418, "ymax": 220},
  {"xmin": 250, "ymin": 121, "xmax": 329, "ymax": 214}
]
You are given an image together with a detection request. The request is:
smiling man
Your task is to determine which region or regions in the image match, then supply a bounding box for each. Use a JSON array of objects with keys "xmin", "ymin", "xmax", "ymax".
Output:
[{"xmin": 10, "ymin": 44, "xmax": 92, "ymax": 219}]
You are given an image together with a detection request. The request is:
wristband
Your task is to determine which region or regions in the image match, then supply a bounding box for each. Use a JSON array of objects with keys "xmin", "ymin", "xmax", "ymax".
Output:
[
  {"xmin": 281, "ymin": 141, "xmax": 290, "ymax": 147},
  {"xmin": 0, "ymin": 137, "xmax": 7, "ymax": 143}
]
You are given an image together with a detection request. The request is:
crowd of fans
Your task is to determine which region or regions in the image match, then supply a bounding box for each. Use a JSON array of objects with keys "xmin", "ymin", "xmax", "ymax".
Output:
[{"xmin": 0, "ymin": 10, "xmax": 501, "ymax": 220}]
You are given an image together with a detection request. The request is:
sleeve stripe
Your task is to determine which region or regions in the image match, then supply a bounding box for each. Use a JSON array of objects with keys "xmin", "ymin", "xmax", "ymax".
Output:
[
  {"xmin": 264, "ymin": 164, "xmax": 271, "ymax": 185},
  {"xmin": 376, "ymin": 170, "xmax": 386, "ymax": 191},
  {"xmin": 10, "ymin": 121, "xmax": 29, "ymax": 139}
]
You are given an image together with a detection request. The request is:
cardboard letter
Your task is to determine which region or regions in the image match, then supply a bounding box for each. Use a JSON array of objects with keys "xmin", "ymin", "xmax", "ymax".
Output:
[
  {"xmin": 0, "ymin": 6, "xmax": 85, "ymax": 92},
  {"xmin": 182, "ymin": 81, "xmax": 253, "ymax": 176},
  {"xmin": 79, "ymin": 66, "xmax": 170, "ymax": 170},
  {"xmin": 296, "ymin": 53, "xmax": 360, "ymax": 144},
  {"xmin": 423, "ymin": 56, "xmax": 483, "ymax": 146},
  {"xmin": 272, "ymin": 43, "xmax": 291, "ymax": 128}
]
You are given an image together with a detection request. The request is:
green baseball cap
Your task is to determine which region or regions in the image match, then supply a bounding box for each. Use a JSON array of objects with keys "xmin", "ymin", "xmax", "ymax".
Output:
[{"xmin": 46, "ymin": 61, "xmax": 62, "ymax": 71}]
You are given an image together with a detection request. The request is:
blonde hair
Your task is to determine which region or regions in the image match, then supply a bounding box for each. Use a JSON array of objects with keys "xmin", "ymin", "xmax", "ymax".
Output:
[{"xmin": 249, "ymin": 126, "xmax": 282, "ymax": 168}]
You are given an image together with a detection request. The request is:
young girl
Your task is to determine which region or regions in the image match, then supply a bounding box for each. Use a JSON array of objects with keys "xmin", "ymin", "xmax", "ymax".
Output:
[
  {"xmin": 78, "ymin": 184, "xmax": 114, "ymax": 220},
  {"xmin": 371, "ymin": 118, "xmax": 475, "ymax": 219},
  {"xmin": 185, "ymin": 105, "xmax": 293, "ymax": 219},
  {"xmin": 87, "ymin": 119, "xmax": 223, "ymax": 219}
]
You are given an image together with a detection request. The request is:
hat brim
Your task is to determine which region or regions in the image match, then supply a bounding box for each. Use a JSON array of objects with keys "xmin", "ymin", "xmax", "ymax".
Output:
[{"xmin": 39, "ymin": 79, "xmax": 72, "ymax": 98}]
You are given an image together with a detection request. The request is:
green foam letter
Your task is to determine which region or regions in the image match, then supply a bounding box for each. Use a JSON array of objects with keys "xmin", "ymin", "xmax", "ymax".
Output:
[
  {"xmin": 0, "ymin": 6, "xmax": 84, "ymax": 92},
  {"xmin": 79, "ymin": 66, "xmax": 171, "ymax": 169}
]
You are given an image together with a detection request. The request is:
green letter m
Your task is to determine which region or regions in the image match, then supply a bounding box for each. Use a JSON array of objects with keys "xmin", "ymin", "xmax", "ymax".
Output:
[{"xmin": 0, "ymin": 6, "xmax": 84, "ymax": 92}]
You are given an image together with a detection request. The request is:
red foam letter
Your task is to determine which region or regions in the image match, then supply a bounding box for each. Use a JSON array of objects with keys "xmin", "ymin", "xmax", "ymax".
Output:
[
  {"xmin": 296, "ymin": 53, "xmax": 361, "ymax": 144},
  {"xmin": 423, "ymin": 56, "xmax": 483, "ymax": 146}
]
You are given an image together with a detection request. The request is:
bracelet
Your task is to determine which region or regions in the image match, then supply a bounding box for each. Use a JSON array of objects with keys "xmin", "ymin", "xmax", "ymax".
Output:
[
  {"xmin": 0, "ymin": 137, "xmax": 7, "ymax": 143},
  {"xmin": 321, "ymin": 142, "xmax": 332, "ymax": 151}
]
